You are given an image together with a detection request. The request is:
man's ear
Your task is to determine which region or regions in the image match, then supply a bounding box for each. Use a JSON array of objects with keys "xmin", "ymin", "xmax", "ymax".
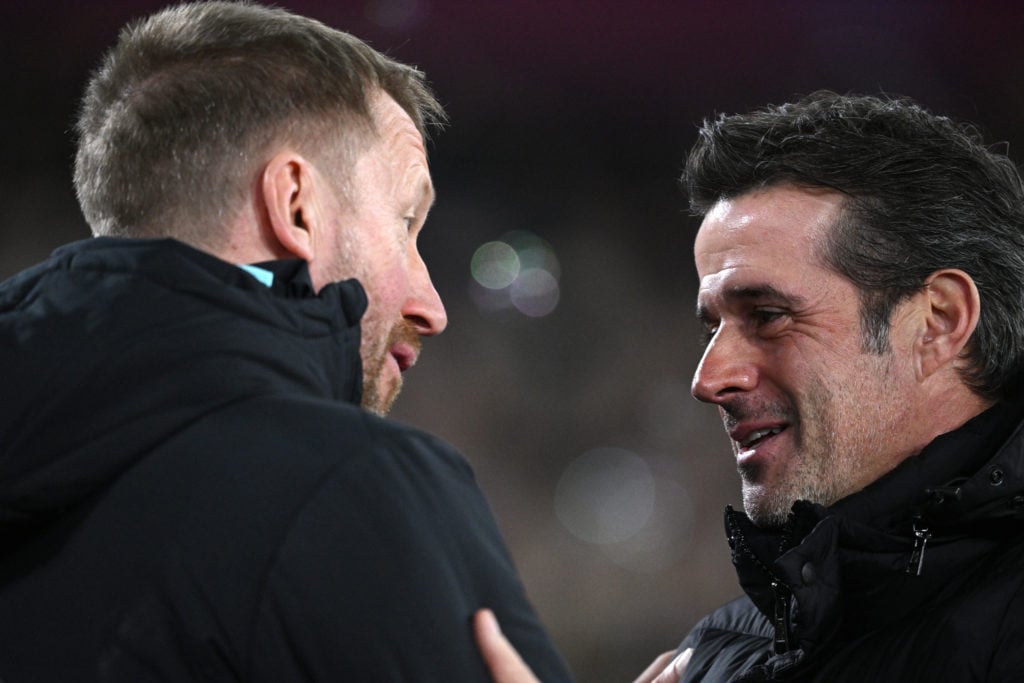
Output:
[
  {"xmin": 915, "ymin": 269, "xmax": 981, "ymax": 381},
  {"xmin": 260, "ymin": 150, "xmax": 322, "ymax": 262}
]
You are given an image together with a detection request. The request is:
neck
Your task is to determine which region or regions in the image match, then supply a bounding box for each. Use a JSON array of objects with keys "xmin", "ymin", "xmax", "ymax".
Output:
[
  {"xmin": 211, "ymin": 208, "xmax": 293, "ymax": 266},
  {"xmin": 910, "ymin": 380, "xmax": 994, "ymax": 457}
]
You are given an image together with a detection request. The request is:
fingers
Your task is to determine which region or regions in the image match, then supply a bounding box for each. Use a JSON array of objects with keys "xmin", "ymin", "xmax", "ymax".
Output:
[
  {"xmin": 653, "ymin": 648, "xmax": 692, "ymax": 683},
  {"xmin": 633, "ymin": 650, "xmax": 677, "ymax": 683},
  {"xmin": 473, "ymin": 609, "xmax": 540, "ymax": 683},
  {"xmin": 475, "ymin": 607, "xmax": 692, "ymax": 683},
  {"xmin": 634, "ymin": 648, "xmax": 693, "ymax": 683}
]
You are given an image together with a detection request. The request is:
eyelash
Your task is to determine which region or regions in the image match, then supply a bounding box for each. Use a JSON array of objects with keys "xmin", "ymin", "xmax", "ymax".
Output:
[
  {"xmin": 698, "ymin": 308, "xmax": 786, "ymax": 346},
  {"xmin": 752, "ymin": 308, "xmax": 785, "ymax": 325}
]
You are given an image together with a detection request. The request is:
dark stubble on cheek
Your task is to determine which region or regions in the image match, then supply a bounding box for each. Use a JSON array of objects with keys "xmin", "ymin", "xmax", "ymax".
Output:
[
  {"xmin": 360, "ymin": 320, "xmax": 422, "ymax": 416},
  {"xmin": 799, "ymin": 374, "xmax": 855, "ymax": 509},
  {"xmin": 740, "ymin": 377, "xmax": 838, "ymax": 527},
  {"xmin": 770, "ymin": 377, "xmax": 840, "ymax": 523}
]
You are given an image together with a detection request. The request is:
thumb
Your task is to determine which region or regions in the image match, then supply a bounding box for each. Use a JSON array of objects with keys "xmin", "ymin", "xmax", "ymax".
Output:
[{"xmin": 474, "ymin": 609, "xmax": 540, "ymax": 683}]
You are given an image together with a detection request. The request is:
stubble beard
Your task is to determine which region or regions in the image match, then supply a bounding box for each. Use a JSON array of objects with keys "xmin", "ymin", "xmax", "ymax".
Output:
[
  {"xmin": 360, "ymin": 318, "xmax": 421, "ymax": 416},
  {"xmin": 738, "ymin": 353, "xmax": 898, "ymax": 528},
  {"xmin": 738, "ymin": 375, "xmax": 865, "ymax": 528},
  {"xmin": 321, "ymin": 226, "xmax": 422, "ymax": 417}
]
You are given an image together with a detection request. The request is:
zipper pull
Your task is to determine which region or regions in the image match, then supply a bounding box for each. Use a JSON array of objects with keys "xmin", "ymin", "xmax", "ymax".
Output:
[
  {"xmin": 906, "ymin": 520, "xmax": 931, "ymax": 576},
  {"xmin": 771, "ymin": 580, "xmax": 793, "ymax": 654}
]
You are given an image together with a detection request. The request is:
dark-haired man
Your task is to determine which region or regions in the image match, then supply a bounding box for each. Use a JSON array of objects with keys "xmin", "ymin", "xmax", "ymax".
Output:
[
  {"xmin": 0, "ymin": 3, "xmax": 570, "ymax": 681},
  {"xmin": 478, "ymin": 91, "xmax": 1024, "ymax": 681}
]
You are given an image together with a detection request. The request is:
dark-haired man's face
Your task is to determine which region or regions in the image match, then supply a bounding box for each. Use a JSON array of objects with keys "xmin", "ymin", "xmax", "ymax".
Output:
[{"xmin": 691, "ymin": 184, "xmax": 925, "ymax": 527}]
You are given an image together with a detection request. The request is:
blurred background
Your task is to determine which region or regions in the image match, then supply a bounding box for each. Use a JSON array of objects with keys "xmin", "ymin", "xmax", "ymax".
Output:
[{"xmin": 5, "ymin": 1, "xmax": 1024, "ymax": 679}]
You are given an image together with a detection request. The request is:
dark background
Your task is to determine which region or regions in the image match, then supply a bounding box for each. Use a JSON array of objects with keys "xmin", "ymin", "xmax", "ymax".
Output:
[{"xmin": 5, "ymin": 1, "xmax": 1024, "ymax": 680}]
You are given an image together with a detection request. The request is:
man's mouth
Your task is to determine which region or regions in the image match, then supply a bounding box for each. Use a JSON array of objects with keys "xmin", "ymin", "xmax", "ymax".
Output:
[
  {"xmin": 382, "ymin": 320, "xmax": 422, "ymax": 374},
  {"xmin": 727, "ymin": 421, "xmax": 789, "ymax": 453},
  {"xmin": 739, "ymin": 426, "xmax": 785, "ymax": 449},
  {"xmin": 389, "ymin": 343, "xmax": 417, "ymax": 372}
]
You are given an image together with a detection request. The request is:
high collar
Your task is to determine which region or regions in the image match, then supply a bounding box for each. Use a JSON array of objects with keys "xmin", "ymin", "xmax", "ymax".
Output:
[
  {"xmin": 725, "ymin": 395, "xmax": 1024, "ymax": 669},
  {"xmin": 0, "ymin": 237, "xmax": 366, "ymax": 533},
  {"xmin": 829, "ymin": 395, "xmax": 1024, "ymax": 529}
]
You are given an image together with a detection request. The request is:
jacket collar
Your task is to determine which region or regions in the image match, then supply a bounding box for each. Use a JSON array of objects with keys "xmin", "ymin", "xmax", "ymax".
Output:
[
  {"xmin": 726, "ymin": 395, "xmax": 1024, "ymax": 670},
  {"xmin": 0, "ymin": 237, "xmax": 367, "ymax": 533}
]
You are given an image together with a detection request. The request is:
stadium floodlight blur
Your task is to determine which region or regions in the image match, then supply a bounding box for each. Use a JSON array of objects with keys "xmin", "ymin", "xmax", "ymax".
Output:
[{"xmin": 470, "ymin": 230, "xmax": 561, "ymax": 317}]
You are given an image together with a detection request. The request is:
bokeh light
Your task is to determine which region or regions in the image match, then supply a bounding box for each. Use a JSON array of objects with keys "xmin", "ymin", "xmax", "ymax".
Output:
[
  {"xmin": 555, "ymin": 448, "xmax": 695, "ymax": 573},
  {"xmin": 600, "ymin": 478, "xmax": 693, "ymax": 573},
  {"xmin": 510, "ymin": 268, "xmax": 560, "ymax": 317},
  {"xmin": 505, "ymin": 231, "xmax": 561, "ymax": 280},
  {"xmin": 471, "ymin": 241, "xmax": 521, "ymax": 289},
  {"xmin": 554, "ymin": 447, "xmax": 656, "ymax": 545},
  {"xmin": 469, "ymin": 231, "xmax": 561, "ymax": 318}
]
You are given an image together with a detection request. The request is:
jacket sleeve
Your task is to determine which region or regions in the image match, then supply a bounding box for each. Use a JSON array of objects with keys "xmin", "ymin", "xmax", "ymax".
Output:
[{"xmin": 244, "ymin": 420, "xmax": 572, "ymax": 682}]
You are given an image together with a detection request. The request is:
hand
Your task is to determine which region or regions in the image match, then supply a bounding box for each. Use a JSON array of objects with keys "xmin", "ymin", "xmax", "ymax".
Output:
[
  {"xmin": 474, "ymin": 609, "xmax": 540, "ymax": 683},
  {"xmin": 633, "ymin": 648, "xmax": 692, "ymax": 683}
]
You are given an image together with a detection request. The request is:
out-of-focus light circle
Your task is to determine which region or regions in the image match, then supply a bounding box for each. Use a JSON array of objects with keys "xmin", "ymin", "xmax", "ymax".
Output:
[
  {"xmin": 471, "ymin": 241, "xmax": 521, "ymax": 289},
  {"xmin": 468, "ymin": 282, "xmax": 512, "ymax": 312},
  {"xmin": 502, "ymin": 230, "xmax": 542, "ymax": 251},
  {"xmin": 600, "ymin": 478, "xmax": 693, "ymax": 573},
  {"xmin": 510, "ymin": 268, "xmax": 560, "ymax": 317},
  {"xmin": 518, "ymin": 245, "xmax": 561, "ymax": 280},
  {"xmin": 505, "ymin": 231, "xmax": 560, "ymax": 276},
  {"xmin": 469, "ymin": 231, "xmax": 561, "ymax": 318},
  {"xmin": 520, "ymin": 245, "xmax": 561, "ymax": 280},
  {"xmin": 555, "ymin": 448, "xmax": 655, "ymax": 545}
]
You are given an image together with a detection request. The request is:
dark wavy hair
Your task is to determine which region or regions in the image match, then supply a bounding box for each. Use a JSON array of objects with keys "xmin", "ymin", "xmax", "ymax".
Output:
[
  {"xmin": 75, "ymin": 1, "xmax": 445, "ymax": 249},
  {"xmin": 684, "ymin": 91, "xmax": 1024, "ymax": 400}
]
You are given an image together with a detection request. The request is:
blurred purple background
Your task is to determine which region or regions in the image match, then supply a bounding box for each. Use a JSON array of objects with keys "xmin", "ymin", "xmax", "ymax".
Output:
[{"xmin": 5, "ymin": 1, "xmax": 1024, "ymax": 679}]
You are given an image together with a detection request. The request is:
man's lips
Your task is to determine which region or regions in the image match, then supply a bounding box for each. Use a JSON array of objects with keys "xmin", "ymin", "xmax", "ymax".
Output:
[
  {"xmin": 729, "ymin": 422, "xmax": 788, "ymax": 451},
  {"xmin": 389, "ymin": 343, "xmax": 418, "ymax": 372}
]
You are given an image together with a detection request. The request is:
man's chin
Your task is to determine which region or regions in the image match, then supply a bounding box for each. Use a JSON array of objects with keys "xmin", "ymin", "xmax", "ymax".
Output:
[
  {"xmin": 742, "ymin": 484, "xmax": 794, "ymax": 528},
  {"xmin": 361, "ymin": 378, "xmax": 401, "ymax": 416}
]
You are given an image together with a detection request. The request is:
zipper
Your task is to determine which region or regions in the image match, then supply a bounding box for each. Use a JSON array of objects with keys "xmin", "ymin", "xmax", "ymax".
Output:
[
  {"xmin": 771, "ymin": 580, "xmax": 793, "ymax": 654},
  {"xmin": 727, "ymin": 510, "xmax": 796, "ymax": 655},
  {"xmin": 906, "ymin": 518, "xmax": 931, "ymax": 576}
]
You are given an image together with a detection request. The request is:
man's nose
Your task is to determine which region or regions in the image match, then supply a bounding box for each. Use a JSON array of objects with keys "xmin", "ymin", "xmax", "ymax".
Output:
[
  {"xmin": 691, "ymin": 326, "xmax": 758, "ymax": 403},
  {"xmin": 403, "ymin": 259, "xmax": 447, "ymax": 336}
]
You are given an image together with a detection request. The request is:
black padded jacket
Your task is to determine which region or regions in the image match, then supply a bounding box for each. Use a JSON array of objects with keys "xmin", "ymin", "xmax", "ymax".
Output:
[
  {"xmin": 679, "ymin": 396, "xmax": 1024, "ymax": 682},
  {"xmin": 0, "ymin": 238, "xmax": 572, "ymax": 682}
]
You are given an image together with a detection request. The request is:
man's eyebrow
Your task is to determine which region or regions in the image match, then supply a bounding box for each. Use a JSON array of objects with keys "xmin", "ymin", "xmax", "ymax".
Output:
[
  {"xmin": 695, "ymin": 284, "xmax": 807, "ymax": 323},
  {"xmin": 724, "ymin": 284, "xmax": 805, "ymax": 305}
]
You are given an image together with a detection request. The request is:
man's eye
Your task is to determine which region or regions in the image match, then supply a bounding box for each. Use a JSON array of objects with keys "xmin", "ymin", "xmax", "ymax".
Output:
[{"xmin": 752, "ymin": 308, "xmax": 785, "ymax": 325}]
